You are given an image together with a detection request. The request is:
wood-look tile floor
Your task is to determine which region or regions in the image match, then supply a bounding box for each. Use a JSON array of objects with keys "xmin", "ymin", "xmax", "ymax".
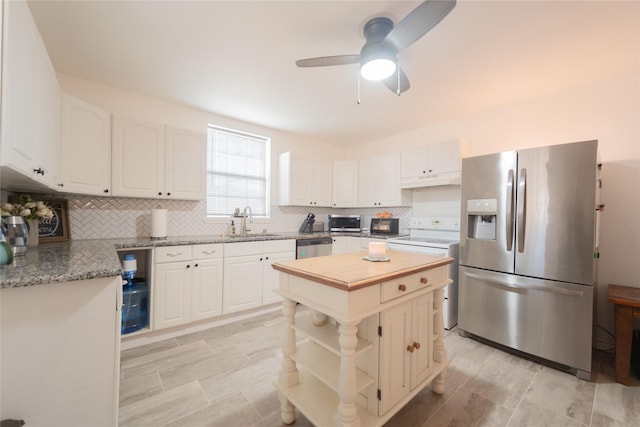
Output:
[{"xmin": 119, "ymin": 309, "xmax": 640, "ymax": 427}]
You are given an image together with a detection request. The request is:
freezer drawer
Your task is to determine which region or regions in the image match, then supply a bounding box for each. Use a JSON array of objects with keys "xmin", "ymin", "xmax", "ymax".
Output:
[{"xmin": 458, "ymin": 266, "xmax": 593, "ymax": 376}]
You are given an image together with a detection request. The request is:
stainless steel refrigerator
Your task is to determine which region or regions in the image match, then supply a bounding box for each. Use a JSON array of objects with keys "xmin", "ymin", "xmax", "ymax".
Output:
[{"xmin": 458, "ymin": 140, "xmax": 600, "ymax": 380}]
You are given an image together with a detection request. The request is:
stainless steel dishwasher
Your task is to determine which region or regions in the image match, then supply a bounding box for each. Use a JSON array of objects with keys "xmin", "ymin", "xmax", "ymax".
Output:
[{"xmin": 296, "ymin": 237, "xmax": 332, "ymax": 259}]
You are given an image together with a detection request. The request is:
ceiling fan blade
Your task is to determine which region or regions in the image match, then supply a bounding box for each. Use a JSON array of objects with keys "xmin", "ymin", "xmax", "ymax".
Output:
[
  {"xmin": 382, "ymin": 66, "xmax": 410, "ymax": 95},
  {"xmin": 296, "ymin": 55, "xmax": 360, "ymax": 67},
  {"xmin": 385, "ymin": 0, "xmax": 456, "ymax": 52}
]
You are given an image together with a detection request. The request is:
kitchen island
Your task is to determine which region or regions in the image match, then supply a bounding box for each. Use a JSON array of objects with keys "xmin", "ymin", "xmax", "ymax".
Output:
[{"xmin": 272, "ymin": 250, "xmax": 453, "ymax": 427}]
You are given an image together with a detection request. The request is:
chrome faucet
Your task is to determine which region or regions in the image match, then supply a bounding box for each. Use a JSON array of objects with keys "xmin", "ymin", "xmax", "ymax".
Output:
[{"xmin": 240, "ymin": 205, "xmax": 253, "ymax": 236}]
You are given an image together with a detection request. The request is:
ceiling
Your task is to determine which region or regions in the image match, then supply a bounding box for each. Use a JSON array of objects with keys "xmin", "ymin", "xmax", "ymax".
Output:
[{"xmin": 27, "ymin": 0, "xmax": 639, "ymax": 146}]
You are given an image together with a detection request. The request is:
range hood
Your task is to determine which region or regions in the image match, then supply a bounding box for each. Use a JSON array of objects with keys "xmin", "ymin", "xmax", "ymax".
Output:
[{"xmin": 400, "ymin": 171, "xmax": 461, "ymax": 189}]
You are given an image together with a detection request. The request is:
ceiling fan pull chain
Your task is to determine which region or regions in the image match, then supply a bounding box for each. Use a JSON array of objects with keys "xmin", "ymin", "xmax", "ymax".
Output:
[{"xmin": 357, "ymin": 69, "xmax": 361, "ymax": 105}]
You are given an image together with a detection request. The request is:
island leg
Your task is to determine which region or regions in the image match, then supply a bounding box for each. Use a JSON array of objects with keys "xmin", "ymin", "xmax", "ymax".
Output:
[
  {"xmin": 432, "ymin": 287, "xmax": 447, "ymax": 394},
  {"xmin": 278, "ymin": 298, "xmax": 299, "ymax": 424},
  {"xmin": 334, "ymin": 320, "xmax": 361, "ymax": 427}
]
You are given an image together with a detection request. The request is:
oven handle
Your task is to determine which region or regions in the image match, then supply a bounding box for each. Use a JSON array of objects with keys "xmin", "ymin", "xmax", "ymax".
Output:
[{"xmin": 386, "ymin": 242, "xmax": 449, "ymax": 256}]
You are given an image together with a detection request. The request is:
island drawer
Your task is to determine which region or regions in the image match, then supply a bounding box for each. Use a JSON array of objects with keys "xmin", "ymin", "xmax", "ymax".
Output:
[
  {"xmin": 155, "ymin": 246, "xmax": 192, "ymax": 263},
  {"xmin": 380, "ymin": 267, "xmax": 443, "ymax": 303}
]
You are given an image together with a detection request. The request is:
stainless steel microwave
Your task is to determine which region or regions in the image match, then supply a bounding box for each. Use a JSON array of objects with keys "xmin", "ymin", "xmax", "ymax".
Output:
[{"xmin": 328, "ymin": 215, "xmax": 361, "ymax": 232}]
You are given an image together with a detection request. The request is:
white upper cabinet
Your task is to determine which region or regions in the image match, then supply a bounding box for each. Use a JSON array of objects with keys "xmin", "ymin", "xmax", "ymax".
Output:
[
  {"xmin": 401, "ymin": 140, "xmax": 469, "ymax": 188},
  {"xmin": 112, "ymin": 116, "xmax": 164, "ymax": 198},
  {"xmin": 279, "ymin": 152, "xmax": 333, "ymax": 207},
  {"xmin": 164, "ymin": 126, "xmax": 206, "ymax": 200},
  {"xmin": 332, "ymin": 160, "xmax": 358, "ymax": 208},
  {"xmin": 1, "ymin": 0, "xmax": 61, "ymax": 189},
  {"xmin": 111, "ymin": 117, "xmax": 206, "ymax": 200},
  {"xmin": 358, "ymin": 153, "xmax": 410, "ymax": 207},
  {"xmin": 59, "ymin": 94, "xmax": 112, "ymax": 196}
]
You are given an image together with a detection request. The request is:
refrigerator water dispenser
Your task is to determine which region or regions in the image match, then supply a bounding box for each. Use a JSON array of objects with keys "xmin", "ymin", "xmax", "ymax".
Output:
[{"xmin": 467, "ymin": 199, "xmax": 497, "ymax": 240}]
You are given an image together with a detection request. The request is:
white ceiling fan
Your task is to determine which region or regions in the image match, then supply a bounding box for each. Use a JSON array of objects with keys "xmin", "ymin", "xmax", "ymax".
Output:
[{"xmin": 296, "ymin": 0, "xmax": 457, "ymax": 95}]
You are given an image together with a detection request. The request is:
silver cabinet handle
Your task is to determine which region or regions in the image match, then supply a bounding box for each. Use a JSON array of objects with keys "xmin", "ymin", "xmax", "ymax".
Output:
[
  {"xmin": 200, "ymin": 250, "xmax": 216, "ymax": 255},
  {"xmin": 166, "ymin": 252, "xmax": 183, "ymax": 257}
]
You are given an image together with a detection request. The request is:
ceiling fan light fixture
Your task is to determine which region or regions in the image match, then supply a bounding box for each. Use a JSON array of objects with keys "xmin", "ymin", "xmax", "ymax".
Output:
[{"xmin": 360, "ymin": 57, "xmax": 396, "ymax": 81}]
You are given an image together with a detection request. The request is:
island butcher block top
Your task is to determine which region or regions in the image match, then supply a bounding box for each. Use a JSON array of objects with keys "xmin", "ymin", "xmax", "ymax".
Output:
[{"xmin": 271, "ymin": 249, "xmax": 453, "ymax": 291}]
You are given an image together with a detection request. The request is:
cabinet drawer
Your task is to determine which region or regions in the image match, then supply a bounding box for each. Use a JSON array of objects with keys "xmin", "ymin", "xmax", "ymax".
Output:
[
  {"xmin": 155, "ymin": 246, "xmax": 192, "ymax": 263},
  {"xmin": 192, "ymin": 243, "xmax": 223, "ymax": 260},
  {"xmin": 380, "ymin": 267, "xmax": 443, "ymax": 303}
]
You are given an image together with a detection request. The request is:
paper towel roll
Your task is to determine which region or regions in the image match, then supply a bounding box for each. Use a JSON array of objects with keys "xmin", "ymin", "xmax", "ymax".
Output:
[{"xmin": 151, "ymin": 209, "xmax": 167, "ymax": 239}]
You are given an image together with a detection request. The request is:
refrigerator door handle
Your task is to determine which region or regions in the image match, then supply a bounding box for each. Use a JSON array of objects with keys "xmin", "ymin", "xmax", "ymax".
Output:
[
  {"xmin": 506, "ymin": 169, "xmax": 515, "ymax": 251},
  {"xmin": 517, "ymin": 168, "xmax": 527, "ymax": 252},
  {"xmin": 463, "ymin": 271, "xmax": 585, "ymax": 297}
]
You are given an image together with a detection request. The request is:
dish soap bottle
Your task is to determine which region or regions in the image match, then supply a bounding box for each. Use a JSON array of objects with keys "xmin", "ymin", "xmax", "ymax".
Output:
[{"xmin": 227, "ymin": 220, "xmax": 236, "ymax": 236}]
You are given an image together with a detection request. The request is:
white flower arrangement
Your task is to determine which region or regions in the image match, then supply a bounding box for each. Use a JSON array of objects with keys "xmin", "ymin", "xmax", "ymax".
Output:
[{"xmin": 1, "ymin": 195, "xmax": 54, "ymax": 220}]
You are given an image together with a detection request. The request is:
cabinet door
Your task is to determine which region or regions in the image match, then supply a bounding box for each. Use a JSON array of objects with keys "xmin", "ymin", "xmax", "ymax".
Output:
[
  {"xmin": 377, "ymin": 153, "xmax": 403, "ymax": 207},
  {"xmin": 411, "ymin": 293, "xmax": 434, "ymax": 388},
  {"xmin": 379, "ymin": 300, "xmax": 412, "ymax": 414},
  {"xmin": 427, "ymin": 140, "xmax": 462, "ymax": 175},
  {"xmin": 331, "ymin": 236, "xmax": 348, "ymax": 255},
  {"xmin": 164, "ymin": 126, "xmax": 206, "ymax": 200},
  {"xmin": 1, "ymin": 0, "xmax": 39, "ymax": 174},
  {"xmin": 1, "ymin": 0, "xmax": 60, "ymax": 187},
  {"xmin": 262, "ymin": 251, "xmax": 295, "ymax": 305},
  {"xmin": 332, "ymin": 160, "xmax": 358, "ymax": 207},
  {"xmin": 312, "ymin": 158, "xmax": 333, "ymax": 207},
  {"xmin": 357, "ymin": 157, "xmax": 379, "ymax": 207},
  {"xmin": 154, "ymin": 261, "xmax": 192, "ymax": 330},
  {"xmin": 401, "ymin": 149, "xmax": 429, "ymax": 179},
  {"xmin": 279, "ymin": 152, "xmax": 312, "ymax": 206},
  {"xmin": 191, "ymin": 258, "xmax": 223, "ymax": 321},
  {"xmin": 223, "ymin": 255, "xmax": 262, "ymax": 314},
  {"xmin": 60, "ymin": 94, "xmax": 111, "ymax": 195},
  {"xmin": 112, "ymin": 116, "xmax": 164, "ymax": 198}
]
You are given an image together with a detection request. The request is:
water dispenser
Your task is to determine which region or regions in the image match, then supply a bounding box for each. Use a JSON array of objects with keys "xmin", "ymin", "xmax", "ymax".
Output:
[
  {"xmin": 121, "ymin": 253, "xmax": 148, "ymax": 334},
  {"xmin": 466, "ymin": 199, "xmax": 497, "ymax": 240}
]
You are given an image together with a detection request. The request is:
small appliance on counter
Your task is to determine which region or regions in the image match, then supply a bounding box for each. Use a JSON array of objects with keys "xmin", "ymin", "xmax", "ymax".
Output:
[
  {"xmin": 121, "ymin": 253, "xmax": 148, "ymax": 335},
  {"xmin": 370, "ymin": 217, "xmax": 399, "ymax": 234},
  {"xmin": 299, "ymin": 213, "xmax": 316, "ymax": 233},
  {"xmin": 328, "ymin": 214, "xmax": 361, "ymax": 232}
]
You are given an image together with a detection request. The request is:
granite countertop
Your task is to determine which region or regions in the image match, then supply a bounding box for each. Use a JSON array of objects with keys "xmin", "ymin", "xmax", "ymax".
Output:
[{"xmin": 0, "ymin": 232, "xmax": 403, "ymax": 289}]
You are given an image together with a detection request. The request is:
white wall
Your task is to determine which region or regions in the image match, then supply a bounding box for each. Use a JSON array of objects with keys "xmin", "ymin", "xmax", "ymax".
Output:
[{"xmin": 347, "ymin": 73, "xmax": 640, "ymax": 346}]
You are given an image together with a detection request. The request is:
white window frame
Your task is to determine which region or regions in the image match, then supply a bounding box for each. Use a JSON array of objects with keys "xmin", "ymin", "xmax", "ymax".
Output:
[{"xmin": 205, "ymin": 125, "xmax": 271, "ymax": 221}]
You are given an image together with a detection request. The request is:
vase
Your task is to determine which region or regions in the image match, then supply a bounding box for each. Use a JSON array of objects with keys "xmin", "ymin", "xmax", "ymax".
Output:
[
  {"xmin": 1, "ymin": 216, "xmax": 29, "ymax": 256},
  {"xmin": 27, "ymin": 218, "xmax": 39, "ymax": 247}
]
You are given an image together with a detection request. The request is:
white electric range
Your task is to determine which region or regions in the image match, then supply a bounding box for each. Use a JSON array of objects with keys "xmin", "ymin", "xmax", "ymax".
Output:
[{"xmin": 386, "ymin": 217, "xmax": 460, "ymax": 329}]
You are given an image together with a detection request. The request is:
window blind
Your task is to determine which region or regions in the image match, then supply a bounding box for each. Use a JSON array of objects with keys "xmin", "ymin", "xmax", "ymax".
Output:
[{"xmin": 206, "ymin": 126, "xmax": 270, "ymax": 217}]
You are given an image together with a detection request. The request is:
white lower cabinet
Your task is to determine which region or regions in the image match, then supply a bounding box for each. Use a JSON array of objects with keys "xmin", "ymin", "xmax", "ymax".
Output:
[
  {"xmin": 223, "ymin": 239, "xmax": 295, "ymax": 314},
  {"xmin": 331, "ymin": 236, "xmax": 362, "ymax": 255},
  {"xmin": 153, "ymin": 244, "xmax": 223, "ymax": 330},
  {"xmin": 1, "ymin": 276, "xmax": 121, "ymax": 426}
]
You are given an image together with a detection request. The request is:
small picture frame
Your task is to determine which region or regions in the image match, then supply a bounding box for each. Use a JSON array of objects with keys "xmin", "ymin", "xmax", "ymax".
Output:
[{"xmin": 38, "ymin": 198, "xmax": 70, "ymax": 243}]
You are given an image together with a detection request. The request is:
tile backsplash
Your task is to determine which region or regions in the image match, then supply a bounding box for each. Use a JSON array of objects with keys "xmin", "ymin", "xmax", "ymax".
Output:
[{"xmin": 1, "ymin": 191, "xmax": 413, "ymax": 239}]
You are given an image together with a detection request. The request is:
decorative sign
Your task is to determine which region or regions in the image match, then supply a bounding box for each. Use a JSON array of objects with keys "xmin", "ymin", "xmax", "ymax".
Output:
[{"xmin": 39, "ymin": 199, "xmax": 70, "ymax": 243}]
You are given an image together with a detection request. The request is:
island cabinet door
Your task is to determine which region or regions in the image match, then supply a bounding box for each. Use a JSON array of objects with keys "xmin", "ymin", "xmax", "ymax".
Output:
[
  {"xmin": 378, "ymin": 293, "xmax": 434, "ymax": 415},
  {"xmin": 378, "ymin": 300, "xmax": 412, "ymax": 414},
  {"xmin": 410, "ymin": 293, "xmax": 434, "ymax": 389}
]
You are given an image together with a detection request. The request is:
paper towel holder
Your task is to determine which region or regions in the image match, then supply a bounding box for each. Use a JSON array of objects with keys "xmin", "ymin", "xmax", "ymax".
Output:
[{"xmin": 150, "ymin": 205, "xmax": 168, "ymax": 240}]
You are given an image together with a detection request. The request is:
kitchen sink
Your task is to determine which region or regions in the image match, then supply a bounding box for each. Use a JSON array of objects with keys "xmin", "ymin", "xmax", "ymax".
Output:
[{"xmin": 227, "ymin": 233, "xmax": 280, "ymax": 239}]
